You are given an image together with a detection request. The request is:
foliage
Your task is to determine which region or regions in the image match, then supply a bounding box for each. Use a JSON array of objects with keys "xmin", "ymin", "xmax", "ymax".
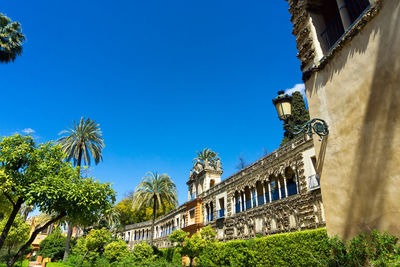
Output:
[
  {"xmin": 39, "ymin": 228, "xmax": 66, "ymax": 260},
  {"xmin": 168, "ymin": 229, "xmax": 188, "ymax": 247},
  {"xmin": 132, "ymin": 172, "xmax": 177, "ymax": 245},
  {"xmin": 103, "ymin": 239, "xmax": 129, "ymax": 262},
  {"xmin": 281, "ymin": 91, "xmax": 310, "ymax": 146},
  {"xmin": 327, "ymin": 230, "xmax": 400, "ymax": 267},
  {"xmin": 115, "ymin": 194, "xmax": 175, "ymax": 226},
  {"xmin": 73, "ymin": 228, "xmax": 112, "ymax": 263},
  {"xmin": 0, "ymin": 215, "xmax": 29, "ymax": 255},
  {"xmin": 197, "ymin": 228, "xmax": 330, "ymax": 267},
  {"xmin": 0, "ymin": 13, "xmax": 25, "ymax": 63},
  {"xmin": 193, "ymin": 148, "xmax": 219, "ymax": 169},
  {"xmin": 181, "ymin": 226, "xmax": 217, "ymax": 266},
  {"xmin": 0, "ymin": 134, "xmax": 114, "ymax": 265},
  {"xmin": 130, "ymin": 242, "xmax": 156, "ymax": 264},
  {"xmin": 57, "ymin": 117, "xmax": 104, "ymax": 167}
]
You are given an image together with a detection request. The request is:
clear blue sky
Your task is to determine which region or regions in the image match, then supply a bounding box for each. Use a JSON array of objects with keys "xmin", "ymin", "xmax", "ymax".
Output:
[{"xmin": 1, "ymin": 0, "xmax": 304, "ymax": 205}]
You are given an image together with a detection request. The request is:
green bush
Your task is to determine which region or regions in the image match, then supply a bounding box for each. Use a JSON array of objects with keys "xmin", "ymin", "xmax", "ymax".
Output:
[
  {"xmin": 198, "ymin": 228, "xmax": 330, "ymax": 267},
  {"xmin": 131, "ymin": 242, "xmax": 155, "ymax": 263},
  {"xmin": 39, "ymin": 228, "xmax": 66, "ymax": 260},
  {"xmin": 327, "ymin": 230, "xmax": 400, "ymax": 267},
  {"xmin": 104, "ymin": 240, "xmax": 129, "ymax": 262}
]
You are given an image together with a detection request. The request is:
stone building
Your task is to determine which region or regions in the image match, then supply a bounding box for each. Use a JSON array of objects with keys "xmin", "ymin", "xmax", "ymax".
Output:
[
  {"xmin": 120, "ymin": 136, "xmax": 325, "ymax": 249},
  {"xmin": 285, "ymin": 0, "xmax": 400, "ymax": 239}
]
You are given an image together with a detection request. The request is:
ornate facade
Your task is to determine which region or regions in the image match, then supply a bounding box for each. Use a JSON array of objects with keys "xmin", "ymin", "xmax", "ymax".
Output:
[{"xmin": 120, "ymin": 136, "xmax": 325, "ymax": 249}]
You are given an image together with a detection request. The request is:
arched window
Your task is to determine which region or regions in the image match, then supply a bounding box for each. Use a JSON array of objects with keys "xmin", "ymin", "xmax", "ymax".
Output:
[
  {"xmin": 270, "ymin": 179, "xmax": 279, "ymax": 201},
  {"xmin": 287, "ymin": 173, "xmax": 298, "ymax": 196}
]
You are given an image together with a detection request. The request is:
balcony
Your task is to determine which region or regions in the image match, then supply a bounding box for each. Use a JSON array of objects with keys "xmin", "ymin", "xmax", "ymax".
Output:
[
  {"xmin": 216, "ymin": 209, "xmax": 225, "ymax": 219},
  {"xmin": 235, "ymin": 203, "xmax": 241, "ymax": 213}
]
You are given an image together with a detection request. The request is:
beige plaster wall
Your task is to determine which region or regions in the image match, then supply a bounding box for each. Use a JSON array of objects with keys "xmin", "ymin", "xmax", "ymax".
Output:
[{"xmin": 305, "ymin": 0, "xmax": 400, "ymax": 239}]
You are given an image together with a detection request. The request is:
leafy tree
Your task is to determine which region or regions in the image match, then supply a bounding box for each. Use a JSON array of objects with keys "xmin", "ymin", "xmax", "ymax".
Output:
[
  {"xmin": 115, "ymin": 193, "xmax": 175, "ymax": 226},
  {"xmin": 131, "ymin": 242, "xmax": 155, "ymax": 264},
  {"xmin": 39, "ymin": 228, "xmax": 66, "ymax": 260},
  {"xmin": 193, "ymin": 148, "xmax": 219, "ymax": 169},
  {"xmin": 0, "ymin": 135, "xmax": 115, "ymax": 267},
  {"xmin": 132, "ymin": 172, "xmax": 177, "ymax": 246},
  {"xmin": 169, "ymin": 229, "xmax": 188, "ymax": 247},
  {"xmin": 0, "ymin": 13, "xmax": 25, "ymax": 63},
  {"xmin": 281, "ymin": 91, "xmax": 310, "ymax": 146},
  {"xmin": 103, "ymin": 239, "xmax": 129, "ymax": 262},
  {"xmin": 181, "ymin": 226, "xmax": 217, "ymax": 266},
  {"xmin": 57, "ymin": 117, "xmax": 105, "ymax": 260},
  {"xmin": 74, "ymin": 228, "xmax": 111, "ymax": 264},
  {"xmin": 0, "ymin": 214, "xmax": 29, "ymax": 257}
]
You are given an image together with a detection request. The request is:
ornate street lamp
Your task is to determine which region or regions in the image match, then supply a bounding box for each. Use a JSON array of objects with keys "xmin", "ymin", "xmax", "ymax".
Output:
[{"xmin": 272, "ymin": 91, "xmax": 329, "ymax": 141}]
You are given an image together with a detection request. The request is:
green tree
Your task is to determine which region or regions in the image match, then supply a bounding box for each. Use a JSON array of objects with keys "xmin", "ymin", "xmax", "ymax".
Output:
[
  {"xmin": 281, "ymin": 91, "xmax": 310, "ymax": 146},
  {"xmin": 0, "ymin": 135, "xmax": 115, "ymax": 267},
  {"xmin": 193, "ymin": 148, "xmax": 219, "ymax": 168},
  {"xmin": 0, "ymin": 214, "xmax": 30, "ymax": 258},
  {"xmin": 39, "ymin": 228, "xmax": 66, "ymax": 260},
  {"xmin": 74, "ymin": 228, "xmax": 112, "ymax": 264},
  {"xmin": 131, "ymin": 242, "xmax": 155, "ymax": 264},
  {"xmin": 132, "ymin": 172, "xmax": 177, "ymax": 246},
  {"xmin": 0, "ymin": 13, "xmax": 25, "ymax": 63},
  {"xmin": 181, "ymin": 226, "xmax": 217, "ymax": 266},
  {"xmin": 104, "ymin": 239, "xmax": 129, "ymax": 263},
  {"xmin": 57, "ymin": 117, "xmax": 105, "ymax": 260},
  {"xmin": 169, "ymin": 229, "xmax": 188, "ymax": 247},
  {"xmin": 115, "ymin": 193, "xmax": 175, "ymax": 226}
]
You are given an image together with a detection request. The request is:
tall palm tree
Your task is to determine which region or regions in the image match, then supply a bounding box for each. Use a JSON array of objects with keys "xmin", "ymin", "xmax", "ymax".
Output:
[
  {"xmin": 193, "ymin": 148, "xmax": 219, "ymax": 168},
  {"xmin": 0, "ymin": 13, "xmax": 25, "ymax": 63},
  {"xmin": 57, "ymin": 117, "xmax": 104, "ymax": 260},
  {"xmin": 132, "ymin": 172, "xmax": 177, "ymax": 246}
]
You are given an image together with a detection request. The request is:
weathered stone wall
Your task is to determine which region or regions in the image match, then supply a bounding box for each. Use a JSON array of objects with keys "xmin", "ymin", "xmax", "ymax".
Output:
[{"xmin": 287, "ymin": 0, "xmax": 400, "ymax": 239}]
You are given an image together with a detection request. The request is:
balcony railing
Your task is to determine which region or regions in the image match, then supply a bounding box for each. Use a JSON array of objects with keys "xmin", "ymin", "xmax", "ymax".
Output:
[
  {"xmin": 235, "ymin": 203, "xmax": 241, "ymax": 213},
  {"xmin": 257, "ymin": 195, "xmax": 264, "ymax": 206},
  {"xmin": 245, "ymin": 200, "xmax": 252, "ymax": 210},
  {"xmin": 216, "ymin": 209, "xmax": 225, "ymax": 219},
  {"xmin": 309, "ymin": 174, "xmax": 320, "ymax": 190}
]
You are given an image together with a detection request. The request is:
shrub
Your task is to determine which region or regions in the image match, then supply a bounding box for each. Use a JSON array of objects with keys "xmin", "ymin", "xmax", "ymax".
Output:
[
  {"xmin": 131, "ymin": 242, "xmax": 156, "ymax": 263},
  {"xmin": 327, "ymin": 230, "xmax": 400, "ymax": 266},
  {"xmin": 104, "ymin": 239, "xmax": 129, "ymax": 262},
  {"xmin": 198, "ymin": 228, "xmax": 330, "ymax": 267},
  {"xmin": 39, "ymin": 228, "xmax": 66, "ymax": 260}
]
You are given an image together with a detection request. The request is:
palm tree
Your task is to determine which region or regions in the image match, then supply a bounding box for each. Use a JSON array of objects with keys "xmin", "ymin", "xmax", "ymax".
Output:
[
  {"xmin": 57, "ymin": 117, "xmax": 104, "ymax": 260},
  {"xmin": 132, "ymin": 172, "xmax": 177, "ymax": 246},
  {"xmin": 0, "ymin": 13, "xmax": 25, "ymax": 63},
  {"xmin": 193, "ymin": 148, "xmax": 219, "ymax": 168}
]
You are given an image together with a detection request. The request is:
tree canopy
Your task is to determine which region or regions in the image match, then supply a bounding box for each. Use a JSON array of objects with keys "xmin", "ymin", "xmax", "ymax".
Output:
[
  {"xmin": 0, "ymin": 13, "xmax": 25, "ymax": 63},
  {"xmin": 0, "ymin": 135, "xmax": 115, "ymax": 266}
]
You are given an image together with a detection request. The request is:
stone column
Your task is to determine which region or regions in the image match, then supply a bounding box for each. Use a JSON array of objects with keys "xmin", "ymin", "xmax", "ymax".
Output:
[
  {"xmin": 262, "ymin": 182, "xmax": 266, "ymax": 203},
  {"xmin": 243, "ymin": 191, "xmax": 247, "ymax": 210},
  {"xmin": 277, "ymin": 180, "xmax": 282, "ymax": 199},
  {"xmin": 335, "ymin": 0, "xmax": 352, "ymax": 30},
  {"xmin": 268, "ymin": 182, "xmax": 272, "ymax": 202},
  {"xmin": 255, "ymin": 187, "xmax": 258, "ymax": 207},
  {"xmin": 250, "ymin": 189, "xmax": 254, "ymax": 208},
  {"xmin": 283, "ymin": 177, "xmax": 288, "ymax": 197}
]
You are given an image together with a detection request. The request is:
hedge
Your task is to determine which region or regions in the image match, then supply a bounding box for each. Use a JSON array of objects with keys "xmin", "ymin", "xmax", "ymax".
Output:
[{"xmin": 198, "ymin": 228, "xmax": 330, "ymax": 267}]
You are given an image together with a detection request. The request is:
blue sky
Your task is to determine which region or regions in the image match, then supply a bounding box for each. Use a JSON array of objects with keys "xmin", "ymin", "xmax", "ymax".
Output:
[{"xmin": 1, "ymin": 0, "xmax": 304, "ymax": 205}]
